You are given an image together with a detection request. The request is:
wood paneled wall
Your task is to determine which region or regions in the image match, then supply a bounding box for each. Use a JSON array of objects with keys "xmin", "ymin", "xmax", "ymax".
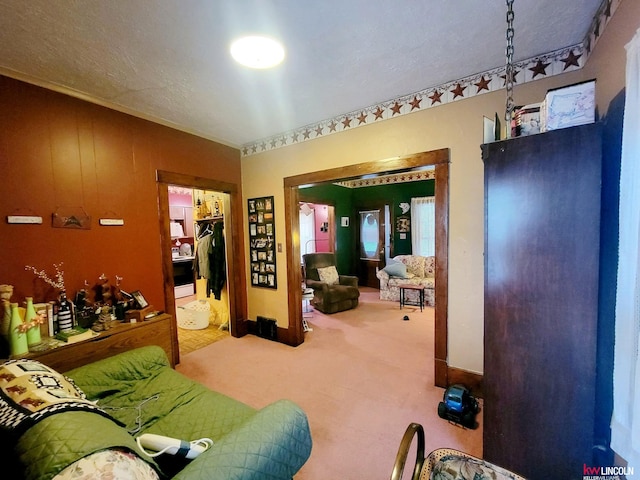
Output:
[{"xmin": 0, "ymin": 76, "xmax": 242, "ymax": 311}]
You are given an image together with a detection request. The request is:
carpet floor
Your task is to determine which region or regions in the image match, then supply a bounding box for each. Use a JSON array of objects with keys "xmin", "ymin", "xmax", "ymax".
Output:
[{"xmin": 176, "ymin": 287, "xmax": 483, "ymax": 479}]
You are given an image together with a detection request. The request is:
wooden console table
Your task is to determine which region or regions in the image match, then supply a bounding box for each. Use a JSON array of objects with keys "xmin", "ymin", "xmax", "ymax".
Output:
[{"xmin": 9, "ymin": 314, "xmax": 174, "ymax": 372}]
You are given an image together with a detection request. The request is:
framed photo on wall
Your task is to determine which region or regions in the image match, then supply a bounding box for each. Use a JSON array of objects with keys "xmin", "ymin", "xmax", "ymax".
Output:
[{"xmin": 248, "ymin": 195, "xmax": 277, "ymax": 289}]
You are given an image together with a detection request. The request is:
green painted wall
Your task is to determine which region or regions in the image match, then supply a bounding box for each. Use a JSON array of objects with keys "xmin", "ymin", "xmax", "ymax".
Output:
[
  {"xmin": 352, "ymin": 180, "xmax": 434, "ymax": 257},
  {"xmin": 299, "ymin": 179, "xmax": 434, "ymax": 275},
  {"xmin": 299, "ymin": 183, "xmax": 354, "ymax": 274}
]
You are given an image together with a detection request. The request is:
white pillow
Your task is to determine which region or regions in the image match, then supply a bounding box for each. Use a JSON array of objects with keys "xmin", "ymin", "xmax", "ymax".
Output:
[{"xmin": 317, "ymin": 266, "xmax": 340, "ymax": 285}]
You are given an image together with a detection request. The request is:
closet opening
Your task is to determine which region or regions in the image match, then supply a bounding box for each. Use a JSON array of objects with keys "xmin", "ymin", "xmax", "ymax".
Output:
[
  {"xmin": 157, "ymin": 170, "xmax": 246, "ymax": 366},
  {"xmin": 168, "ymin": 186, "xmax": 231, "ymax": 355}
]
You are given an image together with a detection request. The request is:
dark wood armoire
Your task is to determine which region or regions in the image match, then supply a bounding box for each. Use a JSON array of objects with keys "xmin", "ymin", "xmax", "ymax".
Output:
[{"xmin": 483, "ymin": 123, "xmax": 604, "ymax": 479}]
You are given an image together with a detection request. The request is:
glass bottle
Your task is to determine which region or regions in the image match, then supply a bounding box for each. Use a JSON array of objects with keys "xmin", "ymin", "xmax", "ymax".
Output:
[
  {"xmin": 57, "ymin": 290, "xmax": 73, "ymax": 332},
  {"xmin": 24, "ymin": 297, "xmax": 41, "ymax": 346},
  {"xmin": 9, "ymin": 302, "xmax": 28, "ymax": 356}
]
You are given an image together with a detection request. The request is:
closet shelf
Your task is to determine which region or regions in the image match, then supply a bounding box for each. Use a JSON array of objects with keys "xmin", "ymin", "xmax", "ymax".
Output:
[{"xmin": 195, "ymin": 215, "xmax": 223, "ymax": 222}]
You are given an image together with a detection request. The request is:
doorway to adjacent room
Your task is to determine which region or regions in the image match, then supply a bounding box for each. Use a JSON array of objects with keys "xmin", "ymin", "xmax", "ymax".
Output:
[
  {"xmin": 157, "ymin": 171, "xmax": 245, "ymax": 365},
  {"xmin": 167, "ymin": 185, "xmax": 231, "ymax": 355},
  {"xmin": 283, "ymin": 149, "xmax": 450, "ymax": 388}
]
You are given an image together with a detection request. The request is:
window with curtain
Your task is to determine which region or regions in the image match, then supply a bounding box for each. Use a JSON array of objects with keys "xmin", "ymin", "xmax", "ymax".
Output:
[
  {"xmin": 411, "ymin": 197, "xmax": 435, "ymax": 257},
  {"xmin": 611, "ymin": 26, "xmax": 640, "ymax": 470}
]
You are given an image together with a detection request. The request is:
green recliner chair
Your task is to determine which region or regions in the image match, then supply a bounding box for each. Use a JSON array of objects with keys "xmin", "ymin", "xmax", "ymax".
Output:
[{"xmin": 303, "ymin": 253, "xmax": 360, "ymax": 314}]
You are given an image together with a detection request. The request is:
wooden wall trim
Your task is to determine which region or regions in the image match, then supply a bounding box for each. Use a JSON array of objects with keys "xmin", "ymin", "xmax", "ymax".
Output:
[
  {"xmin": 434, "ymin": 162, "xmax": 449, "ymax": 388},
  {"xmin": 284, "ymin": 150, "xmax": 451, "ymax": 381},
  {"xmin": 156, "ymin": 182, "xmax": 180, "ymax": 366},
  {"xmin": 284, "ymin": 185, "xmax": 304, "ymax": 346},
  {"xmin": 157, "ymin": 170, "xmax": 238, "ymax": 194},
  {"xmin": 284, "ymin": 149, "xmax": 449, "ymax": 188},
  {"xmin": 447, "ymin": 366, "xmax": 484, "ymax": 398},
  {"xmin": 156, "ymin": 170, "xmax": 248, "ymax": 362}
]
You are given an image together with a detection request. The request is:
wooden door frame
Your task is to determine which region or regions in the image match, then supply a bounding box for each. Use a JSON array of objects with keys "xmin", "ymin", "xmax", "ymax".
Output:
[
  {"xmin": 283, "ymin": 149, "xmax": 450, "ymax": 387},
  {"xmin": 156, "ymin": 170, "xmax": 247, "ymax": 366}
]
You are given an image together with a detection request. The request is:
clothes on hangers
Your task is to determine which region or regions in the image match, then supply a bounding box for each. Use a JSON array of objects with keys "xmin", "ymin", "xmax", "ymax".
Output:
[
  {"xmin": 210, "ymin": 222, "xmax": 226, "ymax": 300},
  {"xmin": 195, "ymin": 231, "xmax": 213, "ymax": 282},
  {"xmin": 197, "ymin": 222, "xmax": 212, "ymax": 239},
  {"xmin": 193, "ymin": 220, "xmax": 226, "ymax": 299}
]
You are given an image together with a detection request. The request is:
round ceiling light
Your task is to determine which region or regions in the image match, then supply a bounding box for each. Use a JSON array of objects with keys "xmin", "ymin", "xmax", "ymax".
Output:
[{"xmin": 230, "ymin": 36, "xmax": 285, "ymax": 69}]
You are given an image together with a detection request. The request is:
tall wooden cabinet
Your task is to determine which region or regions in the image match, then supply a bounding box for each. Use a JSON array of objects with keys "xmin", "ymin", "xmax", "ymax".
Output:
[{"xmin": 483, "ymin": 123, "xmax": 602, "ymax": 479}]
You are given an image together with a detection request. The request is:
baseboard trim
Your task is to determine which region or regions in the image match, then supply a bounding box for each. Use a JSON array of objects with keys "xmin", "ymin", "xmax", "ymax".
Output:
[
  {"xmin": 435, "ymin": 359, "xmax": 448, "ymax": 388},
  {"xmin": 243, "ymin": 319, "xmax": 301, "ymax": 347},
  {"xmin": 447, "ymin": 366, "xmax": 484, "ymax": 398}
]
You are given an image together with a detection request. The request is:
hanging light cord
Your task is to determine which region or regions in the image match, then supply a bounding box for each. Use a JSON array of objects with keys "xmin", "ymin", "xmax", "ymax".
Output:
[{"xmin": 505, "ymin": 0, "xmax": 515, "ymax": 138}]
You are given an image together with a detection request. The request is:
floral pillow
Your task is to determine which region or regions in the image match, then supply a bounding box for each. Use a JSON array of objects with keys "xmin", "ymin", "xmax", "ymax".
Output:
[
  {"xmin": 317, "ymin": 266, "xmax": 339, "ymax": 285},
  {"xmin": 405, "ymin": 256, "xmax": 425, "ymax": 278},
  {"xmin": 54, "ymin": 449, "xmax": 160, "ymax": 480}
]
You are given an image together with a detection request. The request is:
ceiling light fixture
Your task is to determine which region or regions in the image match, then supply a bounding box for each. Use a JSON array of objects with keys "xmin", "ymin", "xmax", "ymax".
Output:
[{"xmin": 230, "ymin": 36, "xmax": 285, "ymax": 69}]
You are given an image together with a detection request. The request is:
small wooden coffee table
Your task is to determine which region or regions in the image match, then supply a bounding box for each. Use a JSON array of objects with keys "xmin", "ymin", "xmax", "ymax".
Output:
[{"xmin": 398, "ymin": 284, "xmax": 426, "ymax": 311}]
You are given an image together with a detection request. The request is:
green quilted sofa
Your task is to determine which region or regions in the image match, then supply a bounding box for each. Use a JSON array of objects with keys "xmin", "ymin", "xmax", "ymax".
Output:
[{"xmin": 1, "ymin": 345, "xmax": 312, "ymax": 480}]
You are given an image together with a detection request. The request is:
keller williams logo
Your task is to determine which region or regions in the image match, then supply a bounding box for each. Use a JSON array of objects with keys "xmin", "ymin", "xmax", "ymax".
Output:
[{"xmin": 583, "ymin": 463, "xmax": 634, "ymax": 479}]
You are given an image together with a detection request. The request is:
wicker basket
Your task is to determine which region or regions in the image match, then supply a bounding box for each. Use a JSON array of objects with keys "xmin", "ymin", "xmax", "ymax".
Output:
[{"xmin": 177, "ymin": 300, "xmax": 210, "ymax": 330}]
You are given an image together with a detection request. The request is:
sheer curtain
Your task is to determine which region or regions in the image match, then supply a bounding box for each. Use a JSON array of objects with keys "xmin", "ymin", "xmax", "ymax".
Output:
[
  {"xmin": 411, "ymin": 197, "xmax": 435, "ymax": 257},
  {"xmin": 611, "ymin": 27, "xmax": 640, "ymax": 469}
]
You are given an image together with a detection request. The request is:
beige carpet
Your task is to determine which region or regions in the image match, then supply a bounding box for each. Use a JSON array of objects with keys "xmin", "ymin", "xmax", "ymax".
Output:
[{"xmin": 176, "ymin": 287, "xmax": 483, "ymax": 479}]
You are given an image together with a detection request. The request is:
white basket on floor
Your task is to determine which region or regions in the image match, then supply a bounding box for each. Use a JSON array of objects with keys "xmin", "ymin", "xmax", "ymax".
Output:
[{"xmin": 177, "ymin": 300, "xmax": 210, "ymax": 330}]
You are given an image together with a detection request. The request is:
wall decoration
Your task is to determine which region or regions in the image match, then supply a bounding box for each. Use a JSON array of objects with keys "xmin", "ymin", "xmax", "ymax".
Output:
[
  {"xmin": 396, "ymin": 215, "xmax": 410, "ymax": 233},
  {"xmin": 52, "ymin": 207, "xmax": 91, "ymax": 229},
  {"xmin": 7, "ymin": 215, "xmax": 43, "ymax": 224},
  {"xmin": 248, "ymin": 196, "xmax": 277, "ymax": 289},
  {"xmin": 99, "ymin": 218, "xmax": 125, "ymax": 226}
]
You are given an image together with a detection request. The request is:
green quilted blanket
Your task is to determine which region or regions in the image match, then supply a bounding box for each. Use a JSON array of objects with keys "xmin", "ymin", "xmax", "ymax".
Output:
[
  {"xmin": 0, "ymin": 358, "xmax": 158, "ymax": 480},
  {"xmin": 14, "ymin": 411, "xmax": 158, "ymax": 480},
  {"xmin": 2, "ymin": 345, "xmax": 312, "ymax": 479}
]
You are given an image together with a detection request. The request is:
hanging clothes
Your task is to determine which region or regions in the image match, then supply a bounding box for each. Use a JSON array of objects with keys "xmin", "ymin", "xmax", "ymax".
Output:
[
  {"xmin": 194, "ymin": 229, "xmax": 213, "ymax": 283},
  {"xmin": 194, "ymin": 221, "xmax": 226, "ymax": 299},
  {"xmin": 210, "ymin": 221, "xmax": 226, "ymax": 300}
]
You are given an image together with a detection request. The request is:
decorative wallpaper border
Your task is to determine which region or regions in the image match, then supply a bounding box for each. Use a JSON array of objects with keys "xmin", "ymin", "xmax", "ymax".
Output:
[
  {"xmin": 333, "ymin": 168, "xmax": 435, "ymax": 189},
  {"xmin": 242, "ymin": 0, "xmax": 620, "ymax": 157}
]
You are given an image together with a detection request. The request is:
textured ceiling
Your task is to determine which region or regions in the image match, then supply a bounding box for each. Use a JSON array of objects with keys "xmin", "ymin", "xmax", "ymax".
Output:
[{"xmin": 0, "ymin": 0, "xmax": 605, "ymax": 148}]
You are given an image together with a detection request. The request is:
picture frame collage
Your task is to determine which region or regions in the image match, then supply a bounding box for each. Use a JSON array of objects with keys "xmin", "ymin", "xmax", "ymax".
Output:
[{"xmin": 248, "ymin": 196, "xmax": 277, "ymax": 289}]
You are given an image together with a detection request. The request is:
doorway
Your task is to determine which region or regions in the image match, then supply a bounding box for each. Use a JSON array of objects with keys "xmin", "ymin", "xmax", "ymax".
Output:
[
  {"xmin": 357, "ymin": 208, "xmax": 384, "ymax": 288},
  {"xmin": 299, "ymin": 202, "xmax": 335, "ymax": 259},
  {"xmin": 168, "ymin": 186, "xmax": 231, "ymax": 355},
  {"xmin": 283, "ymin": 149, "xmax": 450, "ymax": 387},
  {"xmin": 157, "ymin": 170, "xmax": 247, "ymax": 366}
]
